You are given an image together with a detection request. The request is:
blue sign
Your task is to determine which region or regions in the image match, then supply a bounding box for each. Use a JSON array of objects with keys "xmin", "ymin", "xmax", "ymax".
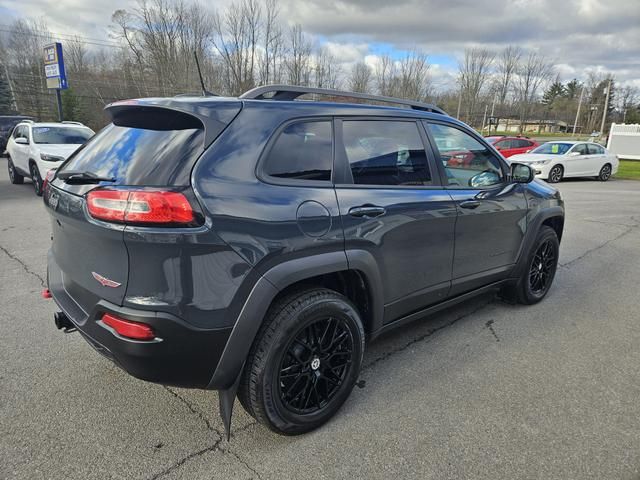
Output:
[{"xmin": 43, "ymin": 42, "xmax": 68, "ymax": 90}]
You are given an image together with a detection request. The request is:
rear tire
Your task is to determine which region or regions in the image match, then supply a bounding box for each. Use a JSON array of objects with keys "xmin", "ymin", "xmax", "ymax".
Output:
[
  {"xmin": 238, "ymin": 288, "xmax": 365, "ymax": 435},
  {"xmin": 598, "ymin": 163, "xmax": 612, "ymax": 181},
  {"xmin": 30, "ymin": 162, "xmax": 43, "ymax": 196},
  {"xmin": 504, "ymin": 226, "xmax": 559, "ymax": 305},
  {"xmin": 7, "ymin": 157, "xmax": 24, "ymax": 184},
  {"xmin": 547, "ymin": 165, "xmax": 563, "ymax": 183}
]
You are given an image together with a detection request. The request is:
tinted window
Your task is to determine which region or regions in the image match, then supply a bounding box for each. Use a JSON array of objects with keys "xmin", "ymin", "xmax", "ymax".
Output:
[
  {"xmin": 32, "ymin": 126, "xmax": 93, "ymax": 145},
  {"xmin": 496, "ymin": 140, "xmax": 512, "ymax": 149},
  {"xmin": 263, "ymin": 121, "xmax": 332, "ymax": 182},
  {"xmin": 572, "ymin": 144, "xmax": 589, "ymax": 155},
  {"xmin": 514, "ymin": 139, "xmax": 530, "ymax": 148},
  {"xmin": 59, "ymin": 123, "xmax": 204, "ymax": 186},
  {"xmin": 587, "ymin": 143, "xmax": 604, "ymax": 155},
  {"xmin": 342, "ymin": 120, "xmax": 431, "ymax": 186},
  {"xmin": 428, "ymin": 123, "xmax": 504, "ymax": 188},
  {"xmin": 532, "ymin": 143, "xmax": 572, "ymax": 155}
]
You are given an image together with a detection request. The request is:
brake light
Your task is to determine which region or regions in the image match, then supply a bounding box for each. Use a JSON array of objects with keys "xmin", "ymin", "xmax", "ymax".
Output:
[
  {"xmin": 101, "ymin": 313, "xmax": 155, "ymax": 341},
  {"xmin": 86, "ymin": 189, "xmax": 195, "ymax": 225},
  {"xmin": 43, "ymin": 170, "xmax": 56, "ymax": 192}
]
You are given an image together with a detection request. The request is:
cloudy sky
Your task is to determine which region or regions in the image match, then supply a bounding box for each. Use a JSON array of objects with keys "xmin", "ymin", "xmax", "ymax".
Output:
[{"xmin": 1, "ymin": 0, "xmax": 639, "ymax": 88}]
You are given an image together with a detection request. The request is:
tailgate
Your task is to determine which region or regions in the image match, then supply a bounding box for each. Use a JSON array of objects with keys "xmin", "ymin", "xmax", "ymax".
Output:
[{"xmin": 46, "ymin": 185, "xmax": 129, "ymax": 310}]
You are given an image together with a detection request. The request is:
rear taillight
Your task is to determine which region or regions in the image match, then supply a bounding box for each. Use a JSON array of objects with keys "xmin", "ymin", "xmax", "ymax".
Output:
[
  {"xmin": 43, "ymin": 170, "xmax": 56, "ymax": 192},
  {"xmin": 101, "ymin": 313, "xmax": 155, "ymax": 341},
  {"xmin": 86, "ymin": 189, "xmax": 195, "ymax": 225}
]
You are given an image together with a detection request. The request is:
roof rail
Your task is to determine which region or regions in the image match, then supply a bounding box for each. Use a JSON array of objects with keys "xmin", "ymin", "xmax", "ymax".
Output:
[
  {"xmin": 20, "ymin": 119, "xmax": 35, "ymax": 124},
  {"xmin": 61, "ymin": 121, "xmax": 84, "ymax": 125},
  {"xmin": 240, "ymin": 85, "xmax": 447, "ymax": 115}
]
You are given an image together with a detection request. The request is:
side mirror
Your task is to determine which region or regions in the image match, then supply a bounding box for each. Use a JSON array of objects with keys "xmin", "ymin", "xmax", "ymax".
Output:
[
  {"xmin": 510, "ymin": 163, "xmax": 534, "ymax": 183},
  {"xmin": 15, "ymin": 137, "xmax": 29, "ymax": 145}
]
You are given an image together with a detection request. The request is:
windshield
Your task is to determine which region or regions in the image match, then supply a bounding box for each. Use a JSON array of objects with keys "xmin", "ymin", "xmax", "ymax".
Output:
[
  {"xmin": 32, "ymin": 126, "xmax": 93, "ymax": 145},
  {"xmin": 531, "ymin": 143, "xmax": 572, "ymax": 155}
]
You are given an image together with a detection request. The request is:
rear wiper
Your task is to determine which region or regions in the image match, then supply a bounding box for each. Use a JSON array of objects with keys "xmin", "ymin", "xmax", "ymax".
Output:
[{"xmin": 57, "ymin": 171, "xmax": 116, "ymax": 184}]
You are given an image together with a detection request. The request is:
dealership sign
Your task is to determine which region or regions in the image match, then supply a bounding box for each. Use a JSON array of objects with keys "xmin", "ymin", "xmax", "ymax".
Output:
[{"xmin": 43, "ymin": 43, "xmax": 68, "ymax": 90}]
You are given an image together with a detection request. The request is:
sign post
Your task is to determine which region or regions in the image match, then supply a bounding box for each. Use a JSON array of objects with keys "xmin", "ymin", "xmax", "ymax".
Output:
[{"xmin": 43, "ymin": 42, "xmax": 68, "ymax": 122}]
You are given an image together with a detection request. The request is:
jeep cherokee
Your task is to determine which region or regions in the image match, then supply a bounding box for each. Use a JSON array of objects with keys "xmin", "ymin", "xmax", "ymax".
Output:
[{"xmin": 43, "ymin": 85, "xmax": 564, "ymax": 437}]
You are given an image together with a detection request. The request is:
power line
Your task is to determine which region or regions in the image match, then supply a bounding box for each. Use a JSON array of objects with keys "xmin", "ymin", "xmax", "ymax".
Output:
[{"xmin": 0, "ymin": 25, "xmax": 123, "ymax": 49}]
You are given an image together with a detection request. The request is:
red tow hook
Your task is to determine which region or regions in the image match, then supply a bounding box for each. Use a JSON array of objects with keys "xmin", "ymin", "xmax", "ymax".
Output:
[{"xmin": 41, "ymin": 289, "xmax": 52, "ymax": 299}]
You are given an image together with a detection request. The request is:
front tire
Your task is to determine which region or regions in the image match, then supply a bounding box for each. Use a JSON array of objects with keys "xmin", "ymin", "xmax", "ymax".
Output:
[
  {"xmin": 505, "ymin": 226, "xmax": 559, "ymax": 305},
  {"xmin": 7, "ymin": 157, "xmax": 24, "ymax": 184},
  {"xmin": 547, "ymin": 165, "xmax": 563, "ymax": 183},
  {"xmin": 238, "ymin": 288, "xmax": 365, "ymax": 435},
  {"xmin": 598, "ymin": 163, "xmax": 612, "ymax": 181},
  {"xmin": 30, "ymin": 163, "xmax": 43, "ymax": 196}
]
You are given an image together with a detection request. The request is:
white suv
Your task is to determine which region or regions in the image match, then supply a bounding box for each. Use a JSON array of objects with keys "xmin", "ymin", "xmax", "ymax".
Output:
[{"xmin": 6, "ymin": 121, "xmax": 94, "ymax": 195}]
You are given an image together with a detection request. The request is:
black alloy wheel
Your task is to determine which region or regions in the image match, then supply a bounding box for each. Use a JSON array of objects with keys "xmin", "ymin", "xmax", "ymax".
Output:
[
  {"xmin": 278, "ymin": 316, "xmax": 354, "ymax": 414},
  {"xmin": 30, "ymin": 163, "xmax": 43, "ymax": 196},
  {"xmin": 528, "ymin": 239, "xmax": 557, "ymax": 296},
  {"xmin": 238, "ymin": 288, "xmax": 365, "ymax": 435}
]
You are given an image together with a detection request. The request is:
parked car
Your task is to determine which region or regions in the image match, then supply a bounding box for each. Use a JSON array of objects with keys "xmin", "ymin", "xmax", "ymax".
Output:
[
  {"xmin": 43, "ymin": 86, "xmax": 564, "ymax": 437},
  {"xmin": 6, "ymin": 121, "xmax": 94, "ymax": 195},
  {"xmin": 485, "ymin": 135, "xmax": 539, "ymax": 158},
  {"xmin": 0, "ymin": 115, "xmax": 34, "ymax": 154},
  {"xmin": 509, "ymin": 141, "xmax": 619, "ymax": 183}
]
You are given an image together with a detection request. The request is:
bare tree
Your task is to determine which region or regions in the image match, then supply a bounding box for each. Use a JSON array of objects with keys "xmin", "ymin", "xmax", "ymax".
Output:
[
  {"xmin": 314, "ymin": 48, "xmax": 341, "ymax": 89},
  {"xmin": 212, "ymin": 0, "xmax": 261, "ymax": 94},
  {"xmin": 396, "ymin": 51, "xmax": 431, "ymax": 100},
  {"xmin": 285, "ymin": 24, "xmax": 312, "ymax": 86},
  {"xmin": 494, "ymin": 45, "xmax": 521, "ymax": 107},
  {"xmin": 258, "ymin": 0, "xmax": 283, "ymax": 84},
  {"xmin": 457, "ymin": 47, "xmax": 494, "ymax": 123},
  {"xmin": 513, "ymin": 51, "xmax": 554, "ymax": 130},
  {"xmin": 348, "ymin": 61, "xmax": 371, "ymax": 93},
  {"xmin": 375, "ymin": 54, "xmax": 396, "ymax": 97}
]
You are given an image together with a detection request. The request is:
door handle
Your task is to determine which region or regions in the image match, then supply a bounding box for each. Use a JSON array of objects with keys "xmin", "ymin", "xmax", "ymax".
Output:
[
  {"xmin": 348, "ymin": 205, "xmax": 386, "ymax": 218},
  {"xmin": 459, "ymin": 200, "xmax": 481, "ymax": 209}
]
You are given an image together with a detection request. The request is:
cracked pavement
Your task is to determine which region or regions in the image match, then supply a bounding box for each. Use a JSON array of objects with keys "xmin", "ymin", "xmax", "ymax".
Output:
[{"xmin": 1, "ymin": 159, "xmax": 640, "ymax": 479}]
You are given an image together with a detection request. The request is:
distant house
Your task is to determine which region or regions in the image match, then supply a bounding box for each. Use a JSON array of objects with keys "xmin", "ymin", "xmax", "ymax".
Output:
[{"xmin": 494, "ymin": 118, "xmax": 569, "ymax": 133}]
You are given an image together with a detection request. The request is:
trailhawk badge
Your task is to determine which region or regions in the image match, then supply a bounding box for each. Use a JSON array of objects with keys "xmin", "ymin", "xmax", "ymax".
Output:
[{"xmin": 91, "ymin": 272, "xmax": 122, "ymax": 288}]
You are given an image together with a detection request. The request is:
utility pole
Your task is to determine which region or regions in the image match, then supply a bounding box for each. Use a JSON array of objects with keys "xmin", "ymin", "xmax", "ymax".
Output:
[
  {"xmin": 481, "ymin": 104, "xmax": 488, "ymax": 134},
  {"xmin": 599, "ymin": 78, "xmax": 612, "ymax": 138},
  {"xmin": 456, "ymin": 83, "xmax": 463, "ymax": 120},
  {"xmin": 489, "ymin": 93, "xmax": 497, "ymax": 134},
  {"xmin": 572, "ymin": 86, "xmax": 584, "ymax": 136}
]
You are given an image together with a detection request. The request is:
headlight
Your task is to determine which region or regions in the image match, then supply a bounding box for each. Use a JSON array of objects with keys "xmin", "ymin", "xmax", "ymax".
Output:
[
  {"xmin": 531, "ymin": 159, "xmax": 551, "ymax": 166},
  {"xmin": 40, "ymin": 153, "xmax": 65, "ymax": 162}
]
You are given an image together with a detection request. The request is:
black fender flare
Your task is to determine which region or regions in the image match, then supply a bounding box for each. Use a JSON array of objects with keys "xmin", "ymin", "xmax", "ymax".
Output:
[
  {"xmin": 207, "ymin": 249, "xmax": 384, "ymax": 389},
  {"xmin": 513, "ymin": 206, "xmax": 564, "ymax": 278}
]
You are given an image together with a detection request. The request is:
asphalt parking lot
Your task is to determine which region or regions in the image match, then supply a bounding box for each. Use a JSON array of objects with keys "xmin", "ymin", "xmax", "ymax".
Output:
[{"xmin": 1, "ymin": 160, "xmax": 639, "ymax": 480}]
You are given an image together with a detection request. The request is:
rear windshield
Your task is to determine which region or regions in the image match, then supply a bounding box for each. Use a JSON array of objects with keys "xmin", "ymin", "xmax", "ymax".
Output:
[
  {"xmin": 33, "ymin": 126, "xmax": 93, "ymax": 144},
  {"xmin": 59, "ymin": 123, "xmax": 204, "ymax": 186}
]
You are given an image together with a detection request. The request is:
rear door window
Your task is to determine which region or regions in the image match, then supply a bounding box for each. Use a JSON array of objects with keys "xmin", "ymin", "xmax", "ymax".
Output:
[
  {"xmin": 341, "ymin": 120, "xmax": 432, "ymax": 186},
  {"xmin": 262, "ymin": 121, "xmax": 333, "ymax": 182},
  {"xmin": 587, "ymin": 143, "xmax": 604, "ymax": 155}
]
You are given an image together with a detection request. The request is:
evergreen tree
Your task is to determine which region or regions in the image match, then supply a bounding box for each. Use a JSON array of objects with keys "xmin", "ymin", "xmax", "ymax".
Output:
[
  {"xmin": 0, "ymin": 69, "xmax": 16, "ymax": 115},
  {"xmin": 564, "ymin": 79, "xmax": 582, "ymax": 100},
  {"xmin": 61, "ymin": 88, "xmax": 85, "ymax": 123},
  {"xmin": 542, "ymin": 77, "xmax": 566, "ymax": 106}
]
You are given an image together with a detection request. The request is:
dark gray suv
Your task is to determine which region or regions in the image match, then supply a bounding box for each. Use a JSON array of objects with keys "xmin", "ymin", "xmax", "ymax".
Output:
[{"xmin": 44, "ymin": 85, "xmax": 564, "ymax": 437}]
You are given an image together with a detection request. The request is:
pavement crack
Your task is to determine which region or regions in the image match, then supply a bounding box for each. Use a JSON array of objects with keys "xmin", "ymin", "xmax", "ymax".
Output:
[
  {"xmin": 223, "ymin": 449, "xmax": 264, "ymax": 480},
  {"xmin": 0, "ymin": 243, "xmax": 45, "ymax": 287},
  {"xmin": 162, "ymin": 386, "xmax": 217, "ymax": 433},
  {"xmin": 560, "ymin": 221, "xmax": 638, "ymax": 269},
  {"xmin": 148, "ymin": 439, "xmax": 222, "ymax": 480},
  {"xmin": 363, "ymin": 299, "xmax": 493, "ymax": 371},
  {"xmin": 485, "ymin": 319, "xmax": 500, "ymax": 342}
]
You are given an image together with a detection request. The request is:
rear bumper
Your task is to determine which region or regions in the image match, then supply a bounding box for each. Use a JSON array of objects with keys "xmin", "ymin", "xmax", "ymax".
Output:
[{"xmin": 47, "ymin": 252, "xmax": 232, "ymax": 389}]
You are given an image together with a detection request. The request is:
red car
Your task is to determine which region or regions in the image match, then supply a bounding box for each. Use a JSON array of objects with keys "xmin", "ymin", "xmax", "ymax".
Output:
[{"xmin": 485, "ymin": 136, "xmax": 539, "ymax": 158}]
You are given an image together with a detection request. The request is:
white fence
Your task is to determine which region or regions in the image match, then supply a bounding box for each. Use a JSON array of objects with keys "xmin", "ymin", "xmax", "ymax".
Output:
[{"xmin": 607, "ymin": 123, "xmax": 640, "ymax": 160}]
